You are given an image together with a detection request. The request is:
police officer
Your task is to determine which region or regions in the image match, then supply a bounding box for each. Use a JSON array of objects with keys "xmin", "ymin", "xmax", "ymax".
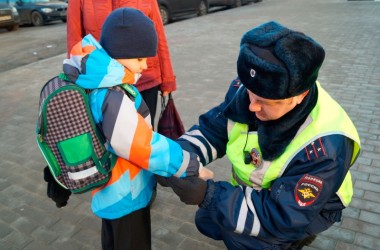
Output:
[{"xmin": 157, "ymin": 21, "xmax": 361, "ymax": 249}]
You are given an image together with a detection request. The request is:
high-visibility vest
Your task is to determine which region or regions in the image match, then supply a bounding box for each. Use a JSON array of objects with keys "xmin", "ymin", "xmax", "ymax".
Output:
[{"xmin": 226, "ymin": 83, "xmax": 360, "ymax": 206}]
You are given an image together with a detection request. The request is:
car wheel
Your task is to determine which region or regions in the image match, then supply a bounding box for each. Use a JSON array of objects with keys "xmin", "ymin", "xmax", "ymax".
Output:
[
  {"xmin": 6, "ymin": 24, "xmax": 19, "ymax": 32},
  {"xmin": 198, "ymin": 0, "xmax": 207, "ymax": 16},
  {"xmin": 159, "ymin": 5, "xmax": 169, "ymax": 25},
  {"xmin": 62, "ymin": 17, "xmax": 67, "ymax": 23},
  {"xmin": 31, "ymin": 11, "xmax": 44, "ymax": 26},
  {"xmin": 233, "ymin": 0, "xmax": 242, "ymax": 7}
]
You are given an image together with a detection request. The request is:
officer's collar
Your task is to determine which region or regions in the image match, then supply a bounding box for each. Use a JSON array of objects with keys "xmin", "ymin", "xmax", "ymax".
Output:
[{"xmin": 223, "ymin": 84, "xmax": 318, "ymax": 161}]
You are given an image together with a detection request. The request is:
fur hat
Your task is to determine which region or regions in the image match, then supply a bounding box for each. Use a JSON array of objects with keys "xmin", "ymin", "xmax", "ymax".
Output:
[
  {"xmin": 237, "ymin": 21, "xmax": 325, "ymax": 99},
  {"xmin": 100, "ymin": 8, "xmax": 158, "ymax": 59}
]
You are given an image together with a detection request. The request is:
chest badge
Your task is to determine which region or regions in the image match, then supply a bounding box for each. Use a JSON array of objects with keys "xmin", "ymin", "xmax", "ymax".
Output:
[
  {"xmin": 251, "ymin": 148, "xmax": 262, "ymax": 167},
  {"xmin": 244, "ymin": 148, "xmax": 262, "ymax": 167}
]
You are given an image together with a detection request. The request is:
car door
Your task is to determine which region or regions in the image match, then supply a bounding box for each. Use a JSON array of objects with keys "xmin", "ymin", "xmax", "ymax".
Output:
[
  {"xmin": 9, "ymin": 0, "xmax": 30, "ymax": 24},
  {"xmin": 179, "ymin": 0, "xmax": 200, "ymax": 14}
]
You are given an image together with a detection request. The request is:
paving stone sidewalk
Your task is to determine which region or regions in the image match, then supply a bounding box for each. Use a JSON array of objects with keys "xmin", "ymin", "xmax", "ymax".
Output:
[{"xmin": 0, "ymin": 0, "xmax": 379, "ymax": 249}]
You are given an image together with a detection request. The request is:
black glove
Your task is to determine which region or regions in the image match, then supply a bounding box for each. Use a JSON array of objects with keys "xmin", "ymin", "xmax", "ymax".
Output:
[
  {"xmin": 156, "ymin": 175, "xmax": 207, "ymax": 205},
  {"xmin": 43, "ymin": 166, "xmax": 71, "ymax": 208}
]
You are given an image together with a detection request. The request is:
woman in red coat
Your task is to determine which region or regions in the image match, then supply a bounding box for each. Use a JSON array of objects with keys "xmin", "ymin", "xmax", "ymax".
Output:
[{"xmin": 67, "ymin": 0, "xmax": 176, "ymax": 128}]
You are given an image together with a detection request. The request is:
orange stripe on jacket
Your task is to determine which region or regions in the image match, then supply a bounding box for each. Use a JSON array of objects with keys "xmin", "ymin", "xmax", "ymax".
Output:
[
  {"xmin": 122, "ymin": 68, "xmax": 135, "ymax": 84},
  {"xmin": 70, "ymin": 42, "xmax": 95, "ymax": 57},
  {"xmin": 92, "ymin": 157, "xmax": 141, "ymax": 195},
  {"xmin": 129, "ymin": 115, "xmax": 152, "ymax": 170}
]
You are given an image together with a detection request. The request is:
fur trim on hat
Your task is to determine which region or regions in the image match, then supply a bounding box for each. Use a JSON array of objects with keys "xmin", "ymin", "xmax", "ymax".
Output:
[{"xmin": 237, "ymin": 21, "xmax": 325, "ymax": 99}]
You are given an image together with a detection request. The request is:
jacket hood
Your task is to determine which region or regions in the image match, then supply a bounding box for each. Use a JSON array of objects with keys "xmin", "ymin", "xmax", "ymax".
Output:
[{"xmin": 63, "ymin": 34, "xmax": 137, "ymax": 89}]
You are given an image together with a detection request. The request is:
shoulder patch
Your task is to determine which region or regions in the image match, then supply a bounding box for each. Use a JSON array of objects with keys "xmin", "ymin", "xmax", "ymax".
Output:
[
  {"xmin": 304, "ymin": 138, "xmax": 327, "ymax": 160},
  {"xmin": 232, "ymin": 78, "xmax": 241, "ymax": 88},
  {"xmin": 294, "ymin": 174, "xmax": 323, "ymax": 207}
]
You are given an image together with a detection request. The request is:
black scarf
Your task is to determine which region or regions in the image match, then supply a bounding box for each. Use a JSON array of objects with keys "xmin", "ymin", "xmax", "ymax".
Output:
[{"xmin": 224, "ymin": 84, "xmax": 318, "ymax": 161}]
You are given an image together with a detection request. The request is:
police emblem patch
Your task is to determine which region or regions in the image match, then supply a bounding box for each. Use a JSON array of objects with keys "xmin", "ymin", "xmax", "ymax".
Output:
[
  {"xmin": 294, "ymin": 174, "xmax": 323, "ymax": 207},
  {"xmin": 250, "ymin": 148, "xmax": 262, "ymax": 167}
]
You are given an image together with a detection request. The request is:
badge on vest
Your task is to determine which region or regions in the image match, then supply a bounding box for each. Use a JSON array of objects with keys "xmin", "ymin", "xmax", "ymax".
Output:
[
  {"xmin": 244, "ymin": 148, "xmax": 262, "ymax": 167},
  {"xmin": 295, "ymin": 174, "xmax": 323, "ymax": 207}
]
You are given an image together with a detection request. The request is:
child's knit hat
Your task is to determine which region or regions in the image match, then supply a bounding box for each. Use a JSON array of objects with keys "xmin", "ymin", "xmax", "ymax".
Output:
[
  {"xmin": 237, "ymin": 21, "xmax": 325, "ymax": 99},
  {"xmin": 100, "ymin": 8, "xmax": 158, "ymax": 59}
]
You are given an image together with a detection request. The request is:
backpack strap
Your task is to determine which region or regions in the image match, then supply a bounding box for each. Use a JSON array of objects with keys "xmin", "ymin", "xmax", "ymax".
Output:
[
  {"xmin": 119, "ymin": 84, "xmax": 137, "ymax": 97},
  {"xmin": 58, "ymin": 73, "xmax": 73, "ymax": 82}
]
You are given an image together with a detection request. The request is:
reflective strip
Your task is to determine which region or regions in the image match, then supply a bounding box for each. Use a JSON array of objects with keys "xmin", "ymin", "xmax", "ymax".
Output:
[
  {"xmin": 174, "ymin": 150, "xmax": 190, "ymax": 177},
  {"xmin": 294, "ymin": 115, "xmax": 313, "ymax": 137},
  {"xmin": 232, "ymin": 167, "xmax": 250, "ymax": 186},
  {"xmin": 249, "ymin": 161, "xmax": 271, "ymax": 190},
  {"xmin": 180, "ymin": 133, "xmax": 211, "ymax": 164},
  {"xmin": 235, "ymin": 186, "xmax": 248, "ymax": 234},
  {"xmin": 227, "ymin": 119, "xmax": 235, "ymax": 137},
  {"xmin": 186, "ymin": 129, "xmax": 218, "ymax": 161},
  {"xmin": 245, "ymin": 187, "xmax": 261, "ymax": 236},
  {"xmin": 68, "ymin": 166, "xmax": 97, "ymax": 180}
]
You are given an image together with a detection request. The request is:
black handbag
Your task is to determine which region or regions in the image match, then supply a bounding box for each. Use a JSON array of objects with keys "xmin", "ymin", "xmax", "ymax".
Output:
[{"xmin": 157, "ymin": 93, "xmax": 185, "ymax": 139}]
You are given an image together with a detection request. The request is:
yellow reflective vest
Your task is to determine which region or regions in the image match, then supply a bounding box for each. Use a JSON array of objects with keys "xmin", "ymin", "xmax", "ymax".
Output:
[{"xmin": 226, "ymin": 83, "xmax": 360, "ymax": 206}]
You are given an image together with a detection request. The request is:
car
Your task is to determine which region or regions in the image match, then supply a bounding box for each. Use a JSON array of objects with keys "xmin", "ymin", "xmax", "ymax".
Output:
[
  {"xmin": 0, "ymin": 3, "xmax": 20, "ymax": 31},
  {"xmin": 207, "ymin": 0, "xmax": 259, "ymax": 9},
  {"xmin": 158, "ymin": 0, "xmax": 207, "ymax": 25},
  {"xmin": 8, "ymin": 0, "xmax": 67, "ymax": 26}
]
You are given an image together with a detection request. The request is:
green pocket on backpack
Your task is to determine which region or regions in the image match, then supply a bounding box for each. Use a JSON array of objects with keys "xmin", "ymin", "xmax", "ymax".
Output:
[{"xmin": 57, "ymin": 133, "xmax": 97, "ymax": 166}]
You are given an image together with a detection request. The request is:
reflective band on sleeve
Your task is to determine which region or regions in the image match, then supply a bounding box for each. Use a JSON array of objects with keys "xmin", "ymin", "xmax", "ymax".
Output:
[
  {"xmin": 68, "ymin": 166, "xmax": 98, "ymax": 180},
  {"xmin": 235, "ymin": 186, "xmax": 248, "ymax": 234},
  {"xmin": 174, "ymin": 150, "xmax": 190, "ymax": 177},
  {"xmin": 181, "ymin": 133, "xmax": 211, "ymax": 164},
  {"xmin": 183, "ymin": 129, "xmax": 218, "ymax": 163},
  {"xmin": 246, "ymin": 187, "xmax": 261, "ymax": 236}
]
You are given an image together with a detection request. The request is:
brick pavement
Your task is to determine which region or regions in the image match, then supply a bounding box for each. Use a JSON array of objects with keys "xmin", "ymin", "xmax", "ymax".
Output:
[{"xmin": 0, "ymin": 0, "xmax": 379, "ymax": 249}]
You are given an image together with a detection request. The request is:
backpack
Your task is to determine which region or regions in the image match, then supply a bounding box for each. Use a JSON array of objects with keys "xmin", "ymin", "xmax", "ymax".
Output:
[{"xmin": 36, "ymin": 74, "xmax": 116, "ymax": 193}]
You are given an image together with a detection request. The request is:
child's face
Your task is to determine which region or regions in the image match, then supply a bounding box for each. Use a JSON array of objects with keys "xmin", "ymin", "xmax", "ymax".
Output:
[{"xmin": 116, "ymin": 58, "xmax": 148, "ymax": 74}]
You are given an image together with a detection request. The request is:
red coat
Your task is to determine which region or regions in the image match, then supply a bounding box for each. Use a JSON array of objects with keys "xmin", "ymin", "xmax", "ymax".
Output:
[{"xmin": 67, "ymin": 0, "xmax": 176, "ymax": 92}]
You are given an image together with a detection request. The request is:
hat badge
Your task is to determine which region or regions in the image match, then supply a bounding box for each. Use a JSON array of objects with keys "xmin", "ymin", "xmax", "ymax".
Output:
[{"xmin": 250, "ymin": 69, "xmax": 256, "ymax": 78}]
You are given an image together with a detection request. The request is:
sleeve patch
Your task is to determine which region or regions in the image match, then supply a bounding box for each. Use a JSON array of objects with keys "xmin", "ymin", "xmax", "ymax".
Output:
[
  {"xmin": 294, "ymin": 174, "xmax": 323, "ymax": 207},
  {"xmin": 232, "ymin": 78, "xmax": 241, "ymax": 87},
  {"xmin": 304, "ymin": 138, "xmax": 327, "ymax": 160}
]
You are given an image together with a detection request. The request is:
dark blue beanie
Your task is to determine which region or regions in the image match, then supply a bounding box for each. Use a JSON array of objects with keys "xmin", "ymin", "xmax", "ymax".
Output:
[
  {"xmin": 237, "ymin": 21, "xmax": 325, "ymax": 99},
  {"xmin": 100, "ymin": 8, "xmax": 158, "ymax": 59}
]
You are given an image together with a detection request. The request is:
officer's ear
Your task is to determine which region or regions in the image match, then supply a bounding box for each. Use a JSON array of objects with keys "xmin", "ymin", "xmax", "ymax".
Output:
[{"xmin": 295, "ymin": 90, "xmax": 310, "ymax": 105}]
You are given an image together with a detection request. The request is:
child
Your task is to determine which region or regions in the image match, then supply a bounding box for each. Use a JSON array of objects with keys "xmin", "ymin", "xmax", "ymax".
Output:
[{"xmin": 45, "ymin": 8, "xmax": 212, "ymax": 250}]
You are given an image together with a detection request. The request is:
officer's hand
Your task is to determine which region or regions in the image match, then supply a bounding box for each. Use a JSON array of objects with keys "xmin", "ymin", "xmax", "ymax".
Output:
[
  {"xmin": 43, "ymin": 166, "xmax": 71, "ymax": 208},
  {"xmin": 156, "ymin": 175, "xmax": 207, "ymax": 205}
]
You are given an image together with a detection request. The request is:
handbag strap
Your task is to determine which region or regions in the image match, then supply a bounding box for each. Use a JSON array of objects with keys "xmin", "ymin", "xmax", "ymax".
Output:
[{"xmin": 160, "ymin": 93, "xmax": 173, "ymax": 117}]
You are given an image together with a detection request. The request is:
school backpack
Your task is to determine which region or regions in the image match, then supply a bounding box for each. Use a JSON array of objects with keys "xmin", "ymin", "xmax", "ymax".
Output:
[{"xmin": 36, "ymin": 74, "xmax": 116, "ymax": 193}]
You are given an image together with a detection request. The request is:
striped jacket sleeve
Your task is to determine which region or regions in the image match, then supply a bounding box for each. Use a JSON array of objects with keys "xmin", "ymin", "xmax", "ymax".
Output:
[{"xmin": 90, "ymin": 88, "xmax": 200, "ymax": 177}]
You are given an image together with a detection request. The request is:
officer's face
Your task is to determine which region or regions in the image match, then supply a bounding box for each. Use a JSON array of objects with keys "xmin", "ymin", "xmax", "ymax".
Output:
[{"xmin": 247, "ymin": 89, "xmax": 308, "ymax": 121}]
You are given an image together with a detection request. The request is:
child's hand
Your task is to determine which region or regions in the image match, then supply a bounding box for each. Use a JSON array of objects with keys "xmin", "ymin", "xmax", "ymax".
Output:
[{"xmin": 199, "ymin": 167, "xmax": 214, "ymax": 181}]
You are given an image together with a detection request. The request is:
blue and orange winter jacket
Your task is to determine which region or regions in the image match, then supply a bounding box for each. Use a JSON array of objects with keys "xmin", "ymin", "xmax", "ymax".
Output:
[{"xmin": 63, "ymin": 35, "xmax": 200, "ymax": 219}]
